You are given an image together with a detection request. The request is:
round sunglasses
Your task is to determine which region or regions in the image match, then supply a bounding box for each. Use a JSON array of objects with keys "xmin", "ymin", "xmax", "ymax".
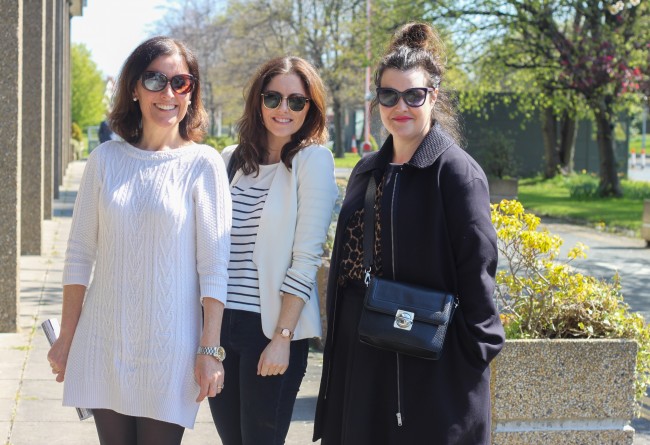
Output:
[
  {"xmin": 376, "ymin": 87, "xmax": 435, "ymax": 108},
  {"xmin": 141, "ymin": 71, "xmax": 196, "ymax": 95},
  {"xmin": 261, "ymin": 92, "xmax": 310, "ymax": 112}
]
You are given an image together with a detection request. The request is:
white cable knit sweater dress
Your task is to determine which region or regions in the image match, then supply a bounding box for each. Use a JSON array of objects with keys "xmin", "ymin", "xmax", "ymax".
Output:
[{"xmin": 61, "ymin": 141, "xmax": 231, "ymax": 429}]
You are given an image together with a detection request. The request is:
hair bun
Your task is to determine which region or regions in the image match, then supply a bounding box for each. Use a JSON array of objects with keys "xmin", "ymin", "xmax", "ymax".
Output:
[{"xmin": 389, "ymin": 22, "xmax": 437, "ymax": 52}]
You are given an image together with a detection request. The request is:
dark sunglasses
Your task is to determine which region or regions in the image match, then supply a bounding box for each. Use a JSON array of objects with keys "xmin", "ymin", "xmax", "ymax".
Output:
[
  {"xmin": 261, "ymin": 92, "xmax": 310, "ymax": 112},
  {"xmin": 141, "ymin": 71, "xmax": 195, "ymax": 94},
  {"xmin": 376, "ymin": 87, "xmax": 435, "ymax": 108}
]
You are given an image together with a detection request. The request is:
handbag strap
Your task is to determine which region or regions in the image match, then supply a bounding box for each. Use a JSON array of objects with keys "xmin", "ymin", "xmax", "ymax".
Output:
[
  {"xmin": 362, "ymin": 168, "xmax": 462, "ymax": 302},
  {"xmin": 363, "ymin": 175, "xmax": 377, "ymax": 286}
]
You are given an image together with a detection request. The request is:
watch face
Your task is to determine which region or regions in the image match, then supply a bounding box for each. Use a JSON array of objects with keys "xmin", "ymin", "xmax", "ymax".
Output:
[
  {"xmin": 216, "ymin": 346, "xmax": 226, "ymax": 361},
  {"xmin": 281, "ymin": 328, "xmax": 291, "ymax": 338}
]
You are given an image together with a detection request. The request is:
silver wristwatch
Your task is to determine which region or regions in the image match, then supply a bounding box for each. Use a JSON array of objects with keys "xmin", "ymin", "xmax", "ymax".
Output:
[{"xmin": 197, "ymin": 345, "xmax": 226, "ymax": 362}]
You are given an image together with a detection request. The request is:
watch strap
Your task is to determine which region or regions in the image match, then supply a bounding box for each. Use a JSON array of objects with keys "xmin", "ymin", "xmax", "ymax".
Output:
[{"xmin": 196, "ymin": 345, "xmax": 225, "ymax": 361}]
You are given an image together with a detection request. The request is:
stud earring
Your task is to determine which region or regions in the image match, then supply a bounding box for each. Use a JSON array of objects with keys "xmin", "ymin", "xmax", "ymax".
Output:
[
  {"xmin": 133, "ymin": 97, "xmax": 138, "ymax": 102},
  {"xmin": 188, "ymin": 100, "xmax": 192, "ymax": 105}
]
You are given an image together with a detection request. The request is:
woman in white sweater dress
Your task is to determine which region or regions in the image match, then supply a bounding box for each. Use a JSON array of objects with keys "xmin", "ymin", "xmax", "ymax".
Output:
[{"xmin": 47, "ymin": 36, "xmax": 232, "ymax": 445}]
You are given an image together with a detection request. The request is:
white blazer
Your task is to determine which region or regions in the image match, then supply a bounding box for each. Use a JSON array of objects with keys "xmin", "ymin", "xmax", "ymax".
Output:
[{"xmin": 221, "ymin": 144, "xmax": 338, "ymax": 340}]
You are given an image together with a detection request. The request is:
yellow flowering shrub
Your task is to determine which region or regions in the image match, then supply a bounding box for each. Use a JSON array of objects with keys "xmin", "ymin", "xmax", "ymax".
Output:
[{"xmin": 492, "ymin": 199, "xmax": 650, "ymax": 402}]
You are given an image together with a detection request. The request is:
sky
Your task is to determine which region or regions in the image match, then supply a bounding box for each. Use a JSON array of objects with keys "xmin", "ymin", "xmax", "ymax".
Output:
[{"xmin": 71, "ymin": 0, "xmax": 170, "ymax": 79}]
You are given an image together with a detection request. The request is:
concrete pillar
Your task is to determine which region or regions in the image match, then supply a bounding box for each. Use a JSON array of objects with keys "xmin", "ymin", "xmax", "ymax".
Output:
[
  {"xmin": 0, "ymin": 0, "xmax": 23, "ymax": 332},
  {"xmin": 53, "ymin": 0, "xmax": 63, "ymax": 199},
  {"xmin": 63, "ymin": 0, "xmax": 71, "ymax": 173},
  {"xmin": 21, "ymin": 0, "xmax": 46, "ymax": 255},
  {"xmin": 43, "ymin": 0, "xmax": 55, "ymax": 219}
]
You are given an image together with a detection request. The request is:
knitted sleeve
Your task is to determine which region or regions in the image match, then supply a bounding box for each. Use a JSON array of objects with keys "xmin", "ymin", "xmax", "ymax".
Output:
[
  {"xmin": 194, "ymin": 151, "xmax": 232, "ymax": 305},
  {"xmin": 62, "ymin": 149, "xmax": 101, "ymax": 286}
]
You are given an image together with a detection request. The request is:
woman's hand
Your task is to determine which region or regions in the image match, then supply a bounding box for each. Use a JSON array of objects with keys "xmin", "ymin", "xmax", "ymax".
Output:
[
  {"xmin": 47, "ymin": 337, "xmax": 72, "ymax": 383},
  {"xmin": 48, "ymin": 284, "xmax": 86, "ymax": 383},
  {"xmin": 195, "ymin": 355, "xmax": 225, "ymax": 402},
  {"xmin": 257, "ymin": 337, "xmax": 291, "ymax": 376},
  {"xmin": 196, "ymin": 297, "xmax": 225, "ymax": 401}
]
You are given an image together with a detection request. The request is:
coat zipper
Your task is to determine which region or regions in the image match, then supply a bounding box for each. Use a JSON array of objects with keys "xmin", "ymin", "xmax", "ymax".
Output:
[
  {"xmin": 396, "ymin": 353, "xmax": 403, "ymax": 426},
  {"xmin": 391, "ymin": 167, "xmax": 403, "ymax": 426},
  {"xmin": 391, "ymin": 168, "xmax": 400, "ymax": 281}
]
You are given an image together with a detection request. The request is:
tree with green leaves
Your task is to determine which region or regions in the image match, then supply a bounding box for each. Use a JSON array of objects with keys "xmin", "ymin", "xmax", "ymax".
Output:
[
  {"xmin": 154, "ymin": 0, "xmax": 232, "ymax": 136},
  {"xmin": 440, "ymin": 0, "xmax": 649, "ymax": 196},
  {"xmin": 459, "ymin": 33, "xmax": 588, "ymax": 178},
  {"xmin": 286, "ymin": 0, "xmax": 367, "ymax": 157},
  {"xmin": 157, "ymin": 0, "xmax": 369, "ymax": 156},
  {"xmin": 71, "ymin": 43, "xmax": 106, "ymax": 130}
]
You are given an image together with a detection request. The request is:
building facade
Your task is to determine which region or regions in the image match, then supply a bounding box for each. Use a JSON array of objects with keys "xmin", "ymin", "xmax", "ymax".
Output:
[{"xmin": 0, "ymin": 0, "xmax": 84, "ymax": 332}]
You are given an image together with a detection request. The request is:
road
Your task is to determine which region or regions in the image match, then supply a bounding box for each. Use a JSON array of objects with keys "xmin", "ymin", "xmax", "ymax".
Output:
[
  {"xmin": 539, "ymin": 219, "xmax": 650, "ymax": 320},
  {"xmin": 629, "ymin": 166, "xmax": 650, "ymax": 182}
]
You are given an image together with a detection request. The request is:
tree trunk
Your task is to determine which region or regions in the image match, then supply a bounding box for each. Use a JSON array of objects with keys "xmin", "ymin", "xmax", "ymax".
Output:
[
  {"xmin": 592, "ymin": 97, "xmax": 623, "ymax": 197},
  {"xmin": 333, "ymin": 97, "xmax": 345, "ymax": 158},
  {"xmin": 558, "ymin": 112, "xmax": 577, "ymax": 174},
  {"xmin": 541, "ymin": 106, "xmax": 559, "ymax": 178}
]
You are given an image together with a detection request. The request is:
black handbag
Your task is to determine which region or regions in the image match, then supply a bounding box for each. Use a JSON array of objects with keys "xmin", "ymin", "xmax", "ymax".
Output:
[{"xmin": 357, "ymin": 176, "xmax": 458, "ymax": 360}]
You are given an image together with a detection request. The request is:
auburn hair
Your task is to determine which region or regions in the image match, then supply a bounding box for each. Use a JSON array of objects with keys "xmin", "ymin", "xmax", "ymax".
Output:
[{"xmin": 231, "ymin": 56, "xmax": 328, "ymax": 175}]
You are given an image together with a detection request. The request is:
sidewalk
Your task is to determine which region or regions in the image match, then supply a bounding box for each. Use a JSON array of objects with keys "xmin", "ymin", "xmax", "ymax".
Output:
[{"xmin": 0, "ymin": 160, "xmax": 322, "ymax": 445}]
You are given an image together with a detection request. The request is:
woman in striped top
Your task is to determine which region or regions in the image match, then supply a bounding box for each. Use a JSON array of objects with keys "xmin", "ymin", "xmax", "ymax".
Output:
[{"xmin": 209, "ymin": 56, "xmax": 338, "ymax": 445}]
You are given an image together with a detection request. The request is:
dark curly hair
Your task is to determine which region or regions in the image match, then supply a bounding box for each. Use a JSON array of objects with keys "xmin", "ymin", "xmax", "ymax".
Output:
[
  {"xmin": 109, "ymin": 36, "xmax": 208, "ymax": 143},
  {"xmin": 372, "ymin": 22, "xmax": 461, "ymax": 144}
]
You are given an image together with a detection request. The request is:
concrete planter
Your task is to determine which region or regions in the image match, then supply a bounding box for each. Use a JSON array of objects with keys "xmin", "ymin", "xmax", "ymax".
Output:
[
  {"xmin": 491, "ymin": 339, "xmax": 637, "ymax": 445},
  {"xmin": 489, "ymin": 178, "xmax": 519, "ymax": 204}
]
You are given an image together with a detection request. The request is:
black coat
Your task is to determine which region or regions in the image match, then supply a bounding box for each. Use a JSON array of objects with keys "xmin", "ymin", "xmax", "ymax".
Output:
[{"xmin": 314, "ymin": 124, "xmax": 505, "ymax": 445}]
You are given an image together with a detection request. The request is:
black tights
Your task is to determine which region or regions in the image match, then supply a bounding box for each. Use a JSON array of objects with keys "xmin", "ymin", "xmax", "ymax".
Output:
[{"xmin": 93, "ymin": 409, "xmax": 185, "ymax": 445}]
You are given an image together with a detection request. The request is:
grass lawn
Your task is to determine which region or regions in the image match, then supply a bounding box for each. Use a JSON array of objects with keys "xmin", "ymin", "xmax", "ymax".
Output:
[
  {"xmin": 518, "ymin": 177, "xmax": 644, "ymax": 234},
  {"xmin": 333, "ymin": 152, "xmax": 364, "ymax": 169}
]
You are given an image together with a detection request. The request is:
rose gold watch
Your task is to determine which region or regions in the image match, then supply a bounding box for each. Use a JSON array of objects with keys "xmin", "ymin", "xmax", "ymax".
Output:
[{"xmin": 276, "ymin": 327, "xmax": 294, "ymax": 340}]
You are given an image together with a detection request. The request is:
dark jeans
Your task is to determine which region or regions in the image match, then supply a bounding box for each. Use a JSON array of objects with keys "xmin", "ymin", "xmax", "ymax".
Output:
[{"xmin": 209, "ymin": 309, "xmax": 309, "ymax": 445}]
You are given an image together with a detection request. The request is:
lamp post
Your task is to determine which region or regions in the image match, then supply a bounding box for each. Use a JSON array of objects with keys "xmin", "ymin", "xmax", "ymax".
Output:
[
  {"xmin": 362, "ymin": 0, "xmax": 372, "ymax": 154},
  {"xmin": 642, "ymin": 99, "xmax": 648, "ymax": 155}
]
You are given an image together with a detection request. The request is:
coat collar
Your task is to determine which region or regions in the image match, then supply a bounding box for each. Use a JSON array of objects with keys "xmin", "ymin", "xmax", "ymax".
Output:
[{"xmin": 356, "ymin": 122, "xmax": 456, "ymax": 174}]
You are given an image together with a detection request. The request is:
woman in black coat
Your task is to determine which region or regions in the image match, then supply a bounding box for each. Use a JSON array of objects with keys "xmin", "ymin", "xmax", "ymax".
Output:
[{"xmin": 313, "ymin": 22, "xmax": 505, "ymax": 445}]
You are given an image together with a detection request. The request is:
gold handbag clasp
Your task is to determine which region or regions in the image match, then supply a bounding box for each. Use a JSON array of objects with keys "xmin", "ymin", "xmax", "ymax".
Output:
[{"xmin": 394, "ymin": 310, "xmax": 414, "ymax": 331}]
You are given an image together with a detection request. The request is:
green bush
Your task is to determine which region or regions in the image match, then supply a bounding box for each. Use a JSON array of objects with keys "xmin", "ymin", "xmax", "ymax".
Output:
[
  {"xmin": 492, "ymin": 199, "xmax": 650, "ymax": 404},
  {"xmin": 203, "ymin": 135, "xmax": 237, "ymax": 152},
  {"xmin": 623, "ymin": 179, "xmax": 650, "ymax": 200},
  {"xmin": 474, "ymin": 128, "xmax": 519, "ymax": 179},
  {"xmin": 563, "ymin": 172, "xmax": 600, "ymax": 199},
  {"xmin": 561, "ymin": 171, "xmax": 650, "ymax": 200},
  {"xmin": 71, "ymin": 122, "xmax": 83, "ymax": 142}
]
